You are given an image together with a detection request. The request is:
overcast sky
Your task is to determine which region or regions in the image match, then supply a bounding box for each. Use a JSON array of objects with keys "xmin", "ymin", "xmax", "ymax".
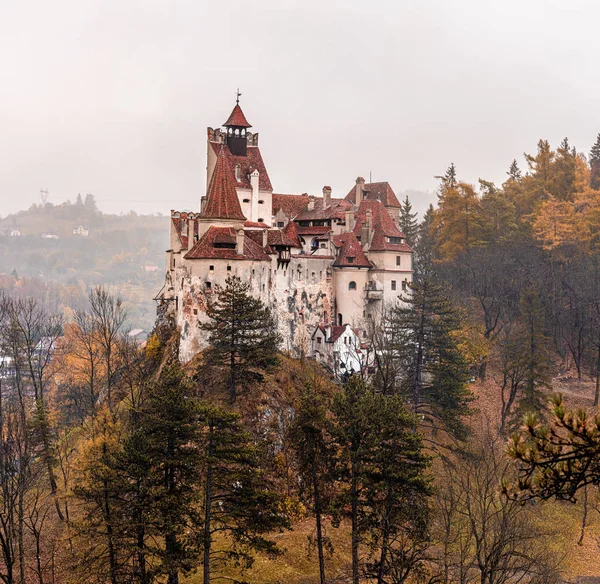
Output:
[{"xmin": 1, "ymin": 0, "xmax": 600, "ymax": 218}]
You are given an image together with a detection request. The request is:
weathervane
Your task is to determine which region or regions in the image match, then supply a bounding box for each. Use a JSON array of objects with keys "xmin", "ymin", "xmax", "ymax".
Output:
[{"xmin": 235, "ymin": 88, "xmax": 242, "ymax": 104}]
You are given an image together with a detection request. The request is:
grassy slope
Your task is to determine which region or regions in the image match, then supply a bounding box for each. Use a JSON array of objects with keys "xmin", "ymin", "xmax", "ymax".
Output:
[{"xmin": 182, "ymin": 375, "xmax": 600, "ymax": 584}]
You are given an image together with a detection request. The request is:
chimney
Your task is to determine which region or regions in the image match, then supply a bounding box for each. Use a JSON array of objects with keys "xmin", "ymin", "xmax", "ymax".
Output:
[
  {"xmin": 307, "ymin": 194, "xmax": 315, "ymax": 211},
  {"xmin": 355, "ymin": 176, "xmax": 365, "ymax": 206},
  {"xmin": 262, "ymin": 228, "xmax": 268, "ymax": 248},
  {"xmin": 250, "ymin": 170, "xmax": 260, "ymax": 222},
  {"xmin": 344, "ymin": 209, "xmax": 355, "ymax": 233},
  {"xmin": 365, "ymin": 208, "xmax": 373, "ymax": 246},
  {"xmin": 200, "ymin": 196, "xmax": 207, "ymax": 213},
  {"xmin": 236, "ymin": 229, "xmax": 245, "ymax": 255},
  {"xmin": 188, "ymin": 216, "xmax": 195, "ymax": 249},
  {"xmin": 322, "ymin": 186, "xmax": 332, "ymax": 208}
]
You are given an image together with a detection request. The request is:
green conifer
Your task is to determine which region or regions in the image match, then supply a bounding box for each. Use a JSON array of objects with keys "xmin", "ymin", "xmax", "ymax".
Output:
[
  {"xmin": 200, "ymin": 275, "xmax": 281, "ymax": 402},
  {"xmin": 590, "ymin": 133, "xmax": 600, "ymax": 190},
  {"xmin": 399, "ymin": 194, "xmax": 419, "ymax": 247}
]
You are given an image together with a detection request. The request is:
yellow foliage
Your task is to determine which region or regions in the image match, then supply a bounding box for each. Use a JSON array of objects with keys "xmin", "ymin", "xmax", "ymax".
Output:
[
  {"xmin": 531, "ymin": 195, "xmax": 589, "ymax": 250},
  {"xmin": 145, "ymin": 333, "xmax": 161, "ymax": 361},
  {"xmin": 451, "ymin": 319, "xmax": 490, "ymax": 368}
]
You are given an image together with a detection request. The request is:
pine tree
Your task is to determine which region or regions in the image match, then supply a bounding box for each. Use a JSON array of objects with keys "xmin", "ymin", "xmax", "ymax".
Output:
[
  {"xmin": 413, "ymin": 204, "xmax": 436, "ymax": 279},
  {"xmin": 590, "ymin": 133, "xmax": 600, "ymax": 190},
  {"xmin": 137, "ymin": 365, "xmax": 202, "ymax": 584},
  {"xmin": 200, "ymin": 275, "xmax": 281, "ymax": 402},
  {"xmin": 436, "ymin": 163, "xmax": 457, "ymax": 192},
  {"xmin": 84, "ymin": 193, "xmax": 98, "ymax": 214},
  {"xmin": 331, "ymin": 378, "xmax": 431, "ymax": 584},
  {"xmin": 198, "ymin": 402, "xmax": 288, "ymax": 583},
  {"xmin": 387, "ymin": 278, "xmax": 473, "ymax": 439},
  {"xmin": 399, "ymin": 195, "xmax": 419, "ymax": 247},
  {"xmin": 289, "ymin": 380, "xmax": 334, "ymax": 584},
  {"xmin": 507, "ymin": 159, "xmax": 522, "ymax": 181},
  {"xmin": 76, "ymin": 193, "xmax": 84, "ymax": 207}
]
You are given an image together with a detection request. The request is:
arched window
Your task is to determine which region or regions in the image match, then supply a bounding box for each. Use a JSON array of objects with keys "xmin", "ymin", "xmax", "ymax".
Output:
[{"xmin": 349, "ymin": 281, "xmax": 357, "ymax": 290}]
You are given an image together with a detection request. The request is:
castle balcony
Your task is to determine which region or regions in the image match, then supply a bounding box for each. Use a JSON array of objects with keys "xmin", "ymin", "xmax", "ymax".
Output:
[{"xmin": 364, "ymin": 282, "xmax": 383, "ymax": 301}]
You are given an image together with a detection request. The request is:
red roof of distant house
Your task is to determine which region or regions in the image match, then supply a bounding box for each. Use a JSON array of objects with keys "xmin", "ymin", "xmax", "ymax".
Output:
[
  {"xmin": 184, "ymin": 226, "xmax": 270, "ymax": 261},
  {"xmin": 201, "ymin": 148, "xmax": 246, "ymax": 221},
  {"xmin": 209, "ymin": 142, "xmax": 272, "ymax": 191},
  {"xmin": 345, "ymin": 181, "xmax": 401, "ymax": 208},
  {"xmin": 333, "ymin": 232, "xmax": 372, "ymax": 268},
  {"xmin": 223, "ymin": 104, "xmax": 252, "ymax": 128},
  {"xmin": 295, "ymin": 198, "xmax": 352, "ymax": 222},
  {"xmin": 267, "ymin": 229, "xmax": 299, "ymax": 247},
  {"xmin": 353, "ymin": 200, "xmax": 412, "ymax": 253},
  {"xmin": 329, "ymin": 325, "xmax": 361, "ymax": 343},
  {"xmin": 272, "ymin": 193, "xmax": 310, "ymax": 218}
]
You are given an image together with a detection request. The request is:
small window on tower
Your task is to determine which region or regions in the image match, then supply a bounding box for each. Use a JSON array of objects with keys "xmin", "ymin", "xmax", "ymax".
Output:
[
  {"xmin": 391, "ymin": 280, "xmax": 397, "ymax": 291},
  {"xmin": 402, "ymin": 280, "xmax": 408, "ymax": 291},
  {"xmin": 209, "ymin": 265, "xmax": 214, "ymax": 271},
  {"xmin": 349, "ymin": 281, "xmax": 357, "ymax": 290},
  {"xmin": 396, "ymin": 256, "xmax": 401, "ymax": 266},
  {"xmin": 206, "ymin": 282, "xmax": 212, "ymax": 290},
  {"xmin": 243, "ymin": 198, "xmax": 250, "ymax": 203},
  {"xmin": 258, "ymin": 218, "xmax": 264, "ymax": 223},
  {"xmin": 258, "ymin": 200, "xmax": 264, "ymax": 204},
  {"xmin": 227, "ymin": 265, "xmax": 232, "ymax": 271}
]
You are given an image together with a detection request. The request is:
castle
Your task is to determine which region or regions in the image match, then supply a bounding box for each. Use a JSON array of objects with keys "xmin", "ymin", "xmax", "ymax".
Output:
[{"xmin": 160, "ymin": 100, "xmax": 413, "ymax": 369}]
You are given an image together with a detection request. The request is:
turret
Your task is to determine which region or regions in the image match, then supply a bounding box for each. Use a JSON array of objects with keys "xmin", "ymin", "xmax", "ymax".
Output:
[{"xmin": 222, "ymin": 97, "xmax": 252, "ymax": 157}]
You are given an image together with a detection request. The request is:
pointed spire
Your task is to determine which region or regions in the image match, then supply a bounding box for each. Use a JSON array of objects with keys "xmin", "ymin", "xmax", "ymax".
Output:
[
  {"xmin": 223, "ymin": 103, "xmax": 252, "ymax": 128},
  {"xmin": 201, "ymin": 147, "xmax": 246, "ymax": 221}
]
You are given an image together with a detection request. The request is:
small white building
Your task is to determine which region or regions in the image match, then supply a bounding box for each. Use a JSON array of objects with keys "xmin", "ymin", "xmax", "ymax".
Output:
[
  {"xmin": 9, "ymin": 229, "xmax": 21, "ymax": 237},
  {"xmin": 73, "ymin": 225, "xmax": 89, "ymax": 237},
  {"xmin": 41, "ymin": 233, "xmax": 59, "ymax": 239},
  {"xmin": 311, "ymin": 324, "xmax": 369, "ymax": 378}
]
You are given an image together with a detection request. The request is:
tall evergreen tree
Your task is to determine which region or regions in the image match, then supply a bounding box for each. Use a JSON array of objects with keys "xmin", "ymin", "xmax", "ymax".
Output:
[
  {"xmin": 331, "ymin": 378, "xmax": 431, "ymax": 584},
  {"xmin": 289, "ymin": 381, "xmax": 334, "ymax": 584},
  {"xmin": 414, "ymin": 204, "xmax": 436, "ymax": 280},
  {"xmin": 399, "ymin": 194, "xmax": 419, "ymax": 247},
  {"xmin": 387, "ymin": 278, "xmax": 473, "ymax": 439},
  {"xmin": 507, "ymin": 159, "xmax": 522, "ymax": 181},
  {"xmin": 200, "ymin": 276, "xmax": 281, "ymax": 402},
  {"xmin": 590, "ymin": 133, "xmax": 600, "ymax": 190},
  {"xmin": 84, "ymin": 193, "xmax": 98, "ymax": 214},
  {"xmin": 136, "ymin": 365, "xmax": 202, "ymax": 584},
  {"xmin": 198, "ymin": 403, "xmax": 288, "ymax": 583}
]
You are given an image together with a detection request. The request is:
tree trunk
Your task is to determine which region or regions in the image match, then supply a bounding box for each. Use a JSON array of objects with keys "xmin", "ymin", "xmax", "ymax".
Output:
[
  {"xmin": 311, "ymin": 458, "xmax": 326, "ymax": 584},
  {"xmin": 203, "ymin": 455, "xmax": 213, "ymax": 584},
  {"xmin": 351, "ymin": 459, "xmax": 359, "ymax": 584},
  {"xmin": 103, "ymin": 479, "xmax": 118, "ymax": 584},
  {"xmin": 594, "ymin": 345, "xmax": 600, "ymax": 407}
]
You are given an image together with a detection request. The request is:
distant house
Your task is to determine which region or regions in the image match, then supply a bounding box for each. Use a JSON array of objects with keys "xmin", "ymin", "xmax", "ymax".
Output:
[
  {"xmin": 311, "ymin": 324, "xmax": 369, "ymax": 378},
  {"xmin": 128, "ymin": 329, "xmax": 148, "ymax": 344},
  {"xmin": 73, "ymin": 225, "xmax": 89, "ymax": 237},
  {"xmin": 41, "ymin": 233, "xmax": 59, "ymax": 239},
  {"xmin": 9, "ymin": 229, "xmax": 21, "ymax": 237}
]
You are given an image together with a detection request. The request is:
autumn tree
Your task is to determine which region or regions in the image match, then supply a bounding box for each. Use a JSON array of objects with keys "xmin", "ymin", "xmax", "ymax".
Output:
[{"xmin": 200, "ymin": 275, "xmax": 281, "ymax": 402}]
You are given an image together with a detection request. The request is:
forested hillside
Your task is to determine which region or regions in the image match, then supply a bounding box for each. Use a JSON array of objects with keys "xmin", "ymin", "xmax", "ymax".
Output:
[
  {"xmin": 4, "ymin": 134, "xmax": 600, "ymax": 584},
  {"xmin": 0, "ymin": 194, "xmax": 168, "ymax": 329}
]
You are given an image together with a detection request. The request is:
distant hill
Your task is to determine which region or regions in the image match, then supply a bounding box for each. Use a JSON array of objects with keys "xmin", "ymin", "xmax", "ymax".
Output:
[{"xmin": 0, "ymin": 195, "xmax": 168, "ymax": 330}]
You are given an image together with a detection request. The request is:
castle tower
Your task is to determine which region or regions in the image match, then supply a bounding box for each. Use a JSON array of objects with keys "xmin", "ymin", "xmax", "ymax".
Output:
[{"xmin": 222, "ymin": 100, "xmax": 252, "ymax": 156}]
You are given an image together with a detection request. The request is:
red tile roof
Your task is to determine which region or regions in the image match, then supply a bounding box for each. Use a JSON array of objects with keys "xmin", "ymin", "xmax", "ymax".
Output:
[
  {"xmin": 272, "ymin": 193, "xmax": 310, "ymax": 218},
  {"xmin": 333, "ymin": 232, "xmax": 372, "ymax": 268},
  {"xmin": 210, "ymin": 142, "xmax": 272, "ymax": 191},
  {"xmin": 295, "ymin": 198, "xmax": 352, "ymax": 221},
  {"xmin": 268, "ymin": 229, "xmax": 299, "ymax": 248},
  {"xmin": 223, "ymin": 104, "xmax": 252, "ymax": 128},
  {"xmin": 353, "ymin": 200, "xmax": 412, "ymax": 253},
  {"xmin": 329, "ymin": 325, "xmax": 362, "ymax": 343},
  {"xmin": 244, "ymin": 221, "xmax": 271, "ymax": 229},
  {"xmin": 296, "ymin": 225, "xmax": 331, "ymax": 236},
  {"xmin": 201, "ymin": 148, "xmax": 247, "ymax": 221},
  {"xmin": 282, "ymin": 220, "xmax": 301, "ymax": 247},
  {"xmin": 345, "ymin": 181, "xmax": 401, "ymax": 208},
  {"xmin": 184, "ymin": 226, "xmax": 270, "ymax": 261}
]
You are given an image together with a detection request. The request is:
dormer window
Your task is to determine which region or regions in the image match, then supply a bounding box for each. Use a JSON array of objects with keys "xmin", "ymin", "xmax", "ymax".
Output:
[
  {"xmin": 235, "ymin": 164, "xmax": 241, "ymax": 181},
  {"xmin": 347, "ymin": 257, "xmax": 355, "ymax": 264}
]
